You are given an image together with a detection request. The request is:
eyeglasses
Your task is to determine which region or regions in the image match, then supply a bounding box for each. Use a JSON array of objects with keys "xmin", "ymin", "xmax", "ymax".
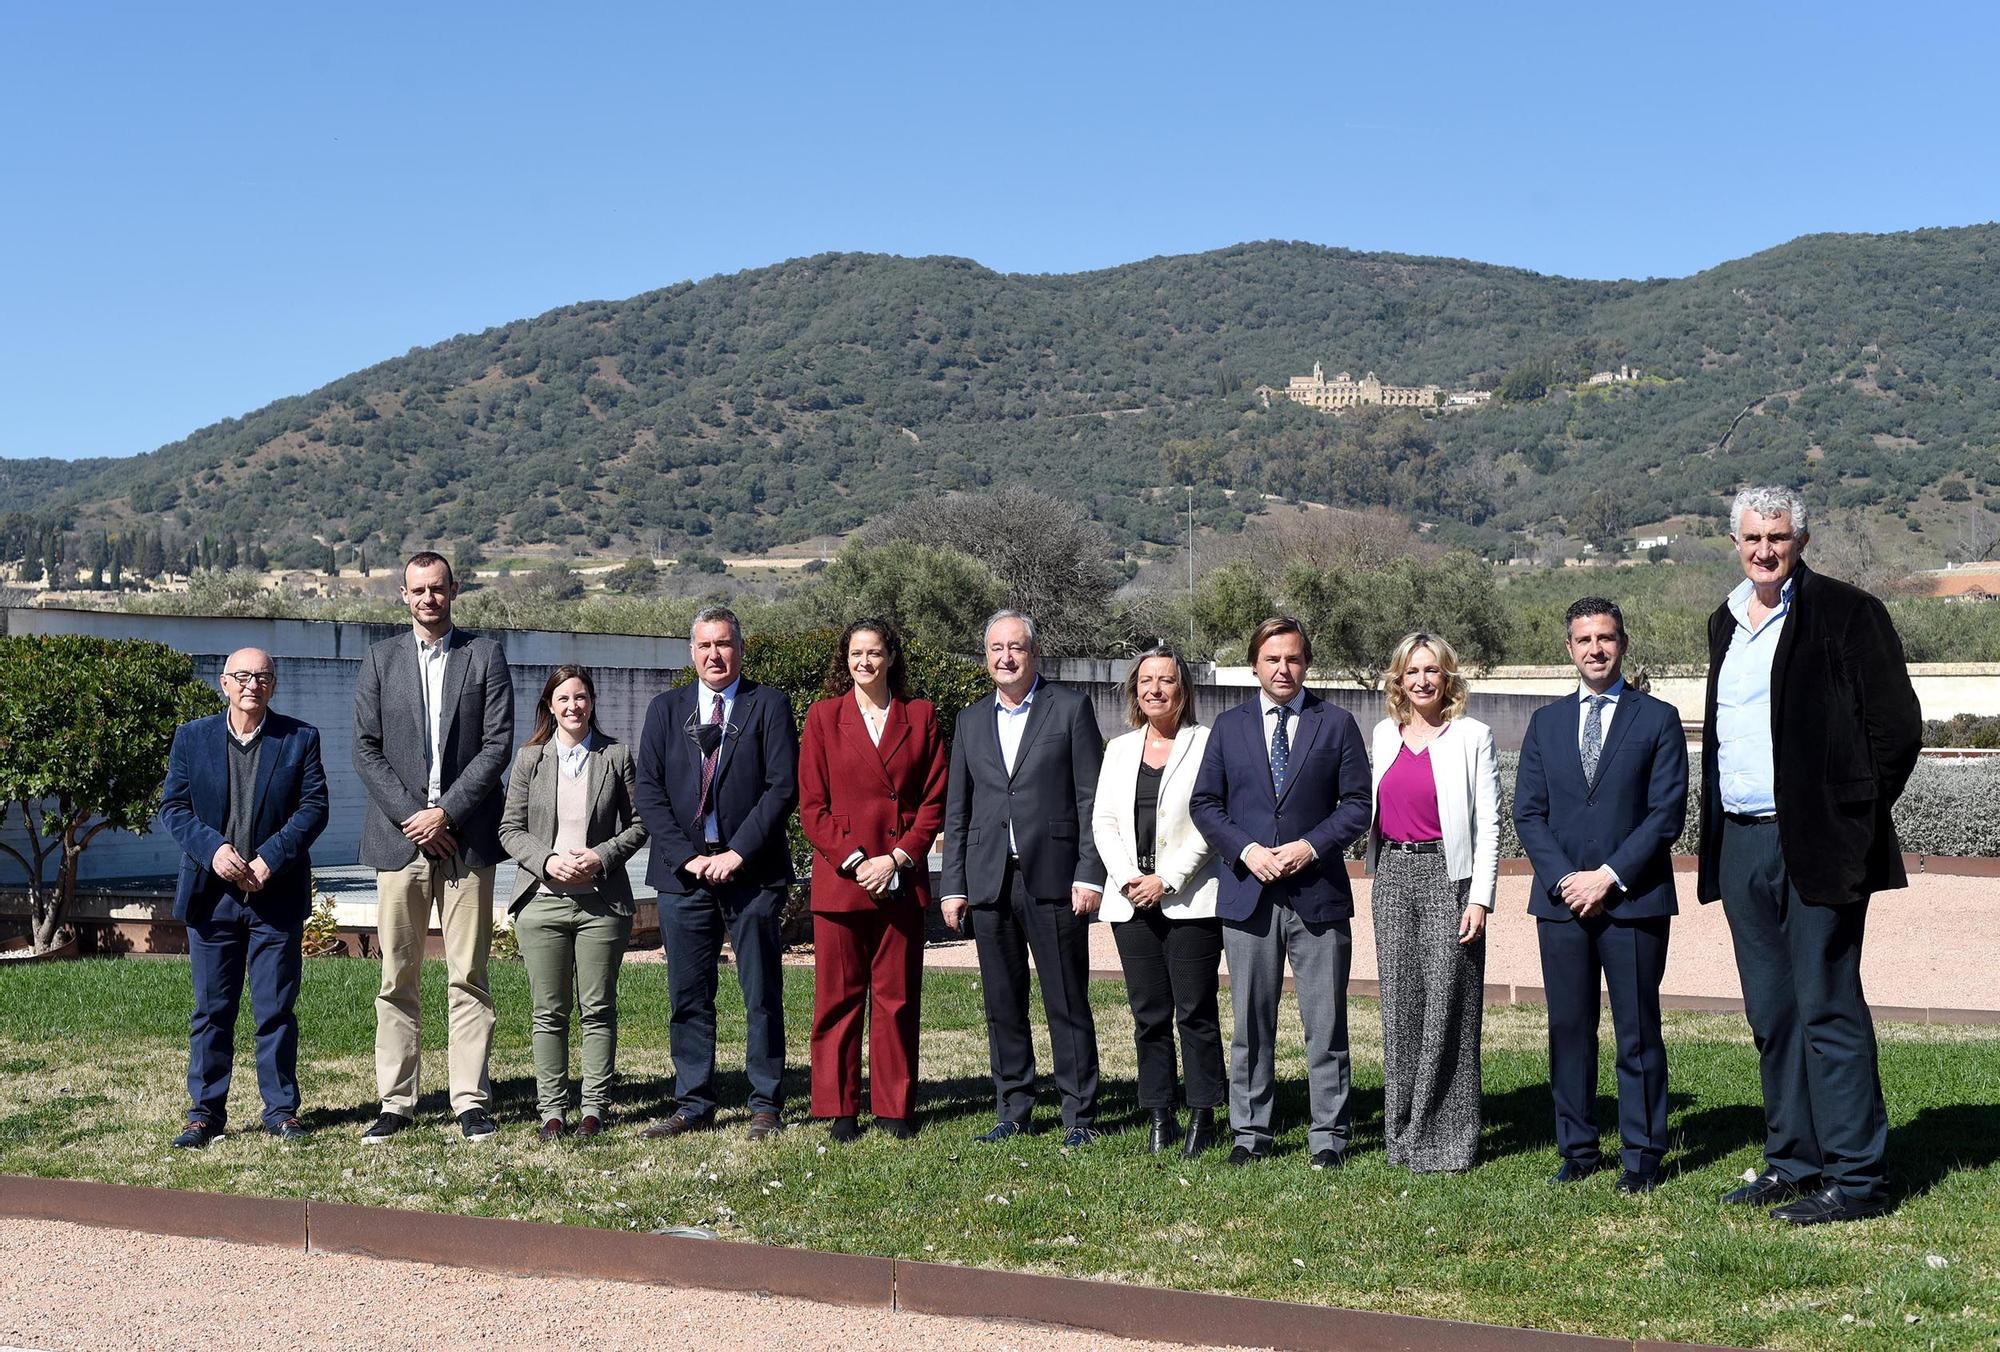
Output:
[{"xmin": 224, "ymin": 671, "xmax": 276, "ymax": 686}]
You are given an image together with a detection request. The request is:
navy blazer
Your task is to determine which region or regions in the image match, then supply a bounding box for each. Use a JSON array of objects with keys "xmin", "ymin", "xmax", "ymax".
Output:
[
  {"xmin": 158, "ymin": 711, "xmax": 330, "ymax": 926},
  {"xmin": 1512, "ymin": 685, "xmax": 1688, "ymax": 923},
  {"xmin": 634, "ymin": 677, "xmax": 799, "ymax": 897},
  {"xmin": 1189, "ymin": 690, "xmax": 1373, "ymax": 925}
]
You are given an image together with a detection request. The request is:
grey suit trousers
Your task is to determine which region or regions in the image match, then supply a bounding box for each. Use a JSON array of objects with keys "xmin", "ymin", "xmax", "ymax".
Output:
[{"xmin": 1221, "ymin": 903, "xmax": 1352, "ymax": 1156}]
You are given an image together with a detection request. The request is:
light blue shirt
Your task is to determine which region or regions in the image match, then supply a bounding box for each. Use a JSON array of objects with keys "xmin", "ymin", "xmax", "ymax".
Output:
[
  {"xmin": 1715, "ymin": 576, "xmax": 1793, "ymax": 815},
  {"xmin": 696, "ymin": 677, "xmax": 740, "ymax": 842}
]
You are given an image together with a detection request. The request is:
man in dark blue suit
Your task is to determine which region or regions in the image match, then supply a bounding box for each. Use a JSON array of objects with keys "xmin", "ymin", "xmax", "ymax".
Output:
[
  {"xmin": 1190, "ymin": 617, "xmax": 1373, "ymax": 1168},
  {"xmin": 1513, "ymin": 598, "xmax": 1687, "ymax": 1194},
  {"xmin": 158, "ymin": 648, "xmax": 330, "ymax": 1147},
  {"xmin": 634, "ymin": 606, "xmax": 800, "ymax": 1141}
]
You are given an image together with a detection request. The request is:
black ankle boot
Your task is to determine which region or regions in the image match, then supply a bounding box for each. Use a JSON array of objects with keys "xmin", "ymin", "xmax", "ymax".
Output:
[
  {"xmin": 828, "ymin": 1115, "xmax": 861, "ymax": 1143},
  {"xmin": 1147, "ymin": 1106, "xmax": 1182, "ymax": 1153},
  {"xmin": 1181, "ymin": 1107, "xmax": 1217, "ymax": 1159}
]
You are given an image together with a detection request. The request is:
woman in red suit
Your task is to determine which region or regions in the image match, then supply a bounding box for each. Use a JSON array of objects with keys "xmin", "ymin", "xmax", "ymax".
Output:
[{"xmin": 799, "ymin": 618, "xmax": 950, "ymax": 1141}]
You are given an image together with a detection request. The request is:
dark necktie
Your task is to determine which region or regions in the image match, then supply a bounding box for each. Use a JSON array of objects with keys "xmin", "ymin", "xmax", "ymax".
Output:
[
  {"xmin": 1270, "ymin": 705, "xmax": 1292, "ymax": 796},
  {"xmin": 1581, "ymin": 694, "xmax": 1608, "ymax": 783},
  {"xmin": 697, "ymin": 693, "xmax": 725, "ymax": 822}
]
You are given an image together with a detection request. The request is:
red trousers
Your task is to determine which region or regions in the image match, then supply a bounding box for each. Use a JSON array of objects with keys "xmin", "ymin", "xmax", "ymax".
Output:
[{"xmin": 809, "ymin": 905, "xmax": 924, "ymax": 1119}]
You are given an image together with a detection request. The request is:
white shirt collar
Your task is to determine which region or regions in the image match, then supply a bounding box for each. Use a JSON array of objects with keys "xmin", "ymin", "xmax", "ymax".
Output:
[
  {"xmin": 699, "ymin": 677, "xmax": 741, "ymax": 712},
  {"xmin": 416, "ymin": 626, "xmax": 454, "ymax": 655},
  {"xmin": 994, "ymin": 676, "xmax": 1041, "ymax": 713},
  {"xmin": 1258, "ymin": 690, "xmax": 1305, "ymax": 718},
  {"xmin": 1579, "ymin": 676, "xmax": 1627, "ymax": 705}
]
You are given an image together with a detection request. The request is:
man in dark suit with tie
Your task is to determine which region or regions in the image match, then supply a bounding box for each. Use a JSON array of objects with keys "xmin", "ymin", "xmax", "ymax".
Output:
[
  {"xmin": 1190, "ymin": 617, "xmax": 1372, "ymax": 1169},
  {"xmin": 353, "ymin": 551, "xmax": 514, "ymax": 1144},
  {"xmin": 159, "ymin": 648, "xmax": 329, "ymax": 1146},
  {"xmin": 1698, "ymin": 487, "xmax": 1921, "ymax": 1225},
  {"xmin": 1512, "ymin": 598, "xmax": 1688, "ymax": 1194},
  {"xmin": 634, "ymin": 605, "xmax": 800, "ymax": 1142},
  {"xmin": 939, "ymin": 609, "xmax": 1107, "ymax": 1147}
]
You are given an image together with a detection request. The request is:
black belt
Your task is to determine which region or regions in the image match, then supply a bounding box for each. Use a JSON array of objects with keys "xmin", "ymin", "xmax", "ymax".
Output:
[
  {"xmin": 1724, "ymin": 812, "xmax": 1778, "ymax": 826},
  {"xmin": 697, "ymin": 841, "xmax": 729, "ymax": 855},
  {"xmin": 1380, "ymin": 838, "xmax": 1443, "ymax": 854}
]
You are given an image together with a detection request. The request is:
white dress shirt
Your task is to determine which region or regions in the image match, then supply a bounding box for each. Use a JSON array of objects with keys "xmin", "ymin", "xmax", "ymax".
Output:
[
  {"xmin": 1576, "ymin": 676, "xmax": 1628, "ymax": 891},
  {"xmin": 1716, "ymin": 576, "xmax": 1791, "ymax": 816},
  {"xmin": 416, "ymin": 628, "xmax": 453, "ymax": 808}
]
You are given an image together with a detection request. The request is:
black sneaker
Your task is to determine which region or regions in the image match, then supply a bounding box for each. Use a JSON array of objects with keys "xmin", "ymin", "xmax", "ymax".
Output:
[
  {"xmin": 171, "ymin": 1117, "xmax": 223, "ymax": 1150},
  {"xmin": 360, "ymin": 1111, "xmax": 411, "ymax": 1145},
  {"xmin": 458, "ymin": 1108, "xmax": 498, "ymax": 1142}
]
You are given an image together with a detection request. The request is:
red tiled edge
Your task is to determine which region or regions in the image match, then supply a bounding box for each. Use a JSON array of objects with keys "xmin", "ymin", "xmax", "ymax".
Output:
[
  {"xmin": 1915, "ymin": 854, "xmax": 2000, "ymax": 877},
  {"xmin": 0, "ymin": 1174, "xmax": 304, "ymax": 1248},
  {"xmin": 894, "ymin": 1260, "xmax": 1631, "ymax": 1351},
  {"xmin": 307, "ymin": 1200, "xmax": 893, "ymax": 1307}
]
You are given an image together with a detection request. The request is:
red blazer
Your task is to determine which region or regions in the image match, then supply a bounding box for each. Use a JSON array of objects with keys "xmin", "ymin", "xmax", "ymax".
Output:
[{"xmin": 799, "ymin": 694, "xmax": 949, "ymax": 913}]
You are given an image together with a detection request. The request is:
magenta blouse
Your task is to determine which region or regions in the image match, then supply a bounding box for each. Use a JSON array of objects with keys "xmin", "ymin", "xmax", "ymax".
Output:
[{"xmin": 1377, "ymin": 741, "xmax": 1443, "ymax": 842}]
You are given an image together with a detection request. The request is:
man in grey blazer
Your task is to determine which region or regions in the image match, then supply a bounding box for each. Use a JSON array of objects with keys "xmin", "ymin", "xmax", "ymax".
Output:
[
  {"xmin": 939, "ymin": 609, "xmax": 1107, "ymax": 1147},
  {"xmin": 353, "ymin": 551, "xmax": 514, "ymax": 1143}
]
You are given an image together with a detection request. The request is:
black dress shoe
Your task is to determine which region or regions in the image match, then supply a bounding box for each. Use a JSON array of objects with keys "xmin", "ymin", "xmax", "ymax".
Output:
[
  {"xmin": 975, "ymin": 1119, "xmax": 1029, "ymax": 1144},
  {"xmin": 640, "ymin": 1111, "xmax": 716, "ymax": 1140},
  {"xmin": 1615, "ymin": 1168, "xmax": 1661, "ymax": 1195},
  {"xmin": 1309, "ymin": 1149, "xmax": 1344, "ymax": 1170},
  {"xmin": 828, "ymin": 1115, "xmax": 861, "ymax": 1143},
  {"xmin": 1147, "ymin": 1108, "xmax": 1181, "ymax": 1154},
  {"xmin": 360, "ymin": 1111, "xmax": 410, "ymax": 1145},
  {"xmin": 1770, "ymin": 1184, "xmax": 1891, "ymax": 1226},
  {"xmin": 1551, "ymin": 1157, "xmax": 1603, "ymax": 1184},
  {"xmin": 1722, "ymin": 1169, "xmax": 1816, "ymax": 1207},
  {"xmin": 1226, "ymin": 1144, "xmax": 1267, "ymax": 1166},
  {"xmin": 875, "ymin": 1116, "xmax": 916, "ymax": 1140},
  {"xmin": 1180, "ymin": 1107, "xmax": 1217, "ymax": 1160},
  {"xmin": 171, "ymin": 1118, "xmax": 222, "ymax": 1150},
  {"xmin": 264, "ymin": 1116, "xmax": 309, "ymax": 1142}
]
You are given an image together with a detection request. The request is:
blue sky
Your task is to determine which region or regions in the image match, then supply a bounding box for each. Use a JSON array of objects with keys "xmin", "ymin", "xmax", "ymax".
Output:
[{"xmin": 4, "ymin": 1, "xmax": 1997, "ymax": 461}]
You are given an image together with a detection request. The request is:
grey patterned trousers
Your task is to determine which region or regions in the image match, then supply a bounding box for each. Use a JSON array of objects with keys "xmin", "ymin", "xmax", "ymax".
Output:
[{"xmin": 1373, "ymin": 850, "xmax": 1485, "ymax": 1172}]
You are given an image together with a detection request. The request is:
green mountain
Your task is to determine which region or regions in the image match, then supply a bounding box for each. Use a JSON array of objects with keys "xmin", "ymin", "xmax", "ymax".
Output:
[{"xmin": 11, "ymin": 227, "xmax": 1998, "ymax": 567}]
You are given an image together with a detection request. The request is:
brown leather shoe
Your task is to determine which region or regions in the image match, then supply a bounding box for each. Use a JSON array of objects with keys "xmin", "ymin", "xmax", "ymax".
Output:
[
  {"xmin": 746, "ymin": 1111, "xmax": 783, "ymax": 1142},
  {"xmin": 537, "ymin": 1117, "xmax": 567, "ymax": 1144},
  {"xmin": 639, "ymin": 1111, "xmax": 714, "ymax": 1140},
  {"xmin": 576, "ymin": 1114, "xmax": 603, "ymax": 1138}
]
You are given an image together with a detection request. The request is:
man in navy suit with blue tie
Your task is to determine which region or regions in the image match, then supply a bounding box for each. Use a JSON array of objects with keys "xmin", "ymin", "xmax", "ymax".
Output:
[
  {"xmin": 159, "ymin": 648, "xmax": 330, "ymax": 1147},
  {"xmin": 1190, "ymin": 617, "xmax": 1373, "ymax": 1169},
  {"xmin": 1513, "ymin": 599, "xmax": 1687, "ymax": 1194}
]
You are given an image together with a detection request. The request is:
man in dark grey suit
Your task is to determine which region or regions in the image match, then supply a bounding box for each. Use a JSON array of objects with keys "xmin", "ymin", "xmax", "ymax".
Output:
[
  {"xmin": 939, "ymin": 609, "xmax": 1106, "ymax": 1147},
  {"xmin": 353, "ymin": 551, "xmax": 514, "ymax": 1144}
]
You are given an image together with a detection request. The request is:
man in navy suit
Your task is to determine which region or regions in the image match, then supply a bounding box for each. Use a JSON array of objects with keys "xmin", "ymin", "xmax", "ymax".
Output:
[
  {"xmin": 159, "ymin": 648, "xmax": 329, "ymax": 1147},
  {"xmin": 1190, "ymin": 617, "xmax": 1372, "ymax": 1168},
  {"xmin": 1513, "ymin": 598, "xmax": 1687, "ymax": 1194},
  {"xmin": 634, "ymin": 606, "xmax": 800, "ymax": 1141}
]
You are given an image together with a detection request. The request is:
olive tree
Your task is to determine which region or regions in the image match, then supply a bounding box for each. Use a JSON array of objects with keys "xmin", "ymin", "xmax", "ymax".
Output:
[{"xmin": 0, "ymin": 636, "xmax": 221, "ymax": 951}]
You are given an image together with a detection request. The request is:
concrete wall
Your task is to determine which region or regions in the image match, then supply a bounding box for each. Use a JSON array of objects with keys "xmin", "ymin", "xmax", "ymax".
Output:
[{"xmin": 0, "ymin": 610, "xmax": 689, "ymax": 885}]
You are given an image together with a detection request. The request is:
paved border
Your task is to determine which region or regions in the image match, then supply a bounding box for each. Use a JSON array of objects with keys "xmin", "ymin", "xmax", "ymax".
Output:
[{"xmin": 0, "ymin": 1174, "xmax": 1737, "ymax": 1351}]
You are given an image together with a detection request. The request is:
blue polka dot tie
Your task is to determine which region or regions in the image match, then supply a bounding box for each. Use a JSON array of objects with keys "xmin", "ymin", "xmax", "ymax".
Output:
[{"xmin": 1270, "ymin": 705, "xmax": 1292, "ymax": 796}]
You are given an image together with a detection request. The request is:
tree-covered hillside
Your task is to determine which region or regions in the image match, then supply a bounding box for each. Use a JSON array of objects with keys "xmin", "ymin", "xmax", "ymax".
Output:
[{"xmin": 12, "ymin": 227, "xmax": 1999, "ymax": 568}]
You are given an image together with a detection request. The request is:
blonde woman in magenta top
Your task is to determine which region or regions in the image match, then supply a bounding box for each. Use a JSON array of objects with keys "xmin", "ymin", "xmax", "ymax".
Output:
[{"xmin": 1365, "ymin": 632, "xmax": 1500, "ymax": 1172}]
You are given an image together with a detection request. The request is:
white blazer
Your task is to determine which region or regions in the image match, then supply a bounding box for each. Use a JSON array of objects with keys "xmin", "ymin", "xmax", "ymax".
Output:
[
  {"xmin": 1091, "ymin": 723, "xmax": 1220, "ymax": 922},
  {"xmin": 1365, "ymin": 716, "xmax": 1501, "ymax": 911}
]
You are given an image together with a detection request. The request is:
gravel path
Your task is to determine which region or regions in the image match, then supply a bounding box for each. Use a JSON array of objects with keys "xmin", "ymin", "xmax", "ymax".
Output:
[
  {"xmin": 920, "ymin": 871, "xmax": 1999, "ymax": 1013},
  {"xmin": 0, "ymin": 1218, "xmax": 1212, "ymax": 1352}
]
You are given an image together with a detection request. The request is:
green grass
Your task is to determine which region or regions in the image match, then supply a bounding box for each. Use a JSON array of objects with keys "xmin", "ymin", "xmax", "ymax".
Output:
[{"xmin": 2, "ymin": 957, "xmax": 1995, "ymax": 1349}]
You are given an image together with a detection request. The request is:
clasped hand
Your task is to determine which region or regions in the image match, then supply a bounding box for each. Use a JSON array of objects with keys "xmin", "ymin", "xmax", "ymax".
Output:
[
  {"xmin": 1122, "ymin": 874, "xmax": 1166, "ymax": 909},
  {"xmin": 1243, "ymin": 840, "xmax": 1315, "ymax": 884},
  {"xmin": 209, "ymin": 843, "xmax": 271, "ymax": 892},
  {"xmin": 685, "ymin": 849, "xmax": 743, "ymax": 884},
  {"xmin": 853, "ymin": 855, "xmax": 899, "ymax": 897},
  {"xmin": 1559, "ymin": 866, "xmax": 1616, "ymax": 918},
  {"xmin": 544, "ymin": 849, "xmax": 604, "ymax": 885},
  {"xmin": 401, "ymin": 806, "xmax": 458, "ymax": 858}
]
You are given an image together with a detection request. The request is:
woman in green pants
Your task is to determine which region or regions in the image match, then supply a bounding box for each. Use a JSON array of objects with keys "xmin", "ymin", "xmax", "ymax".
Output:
[{"xmin": 500, "ymin": 664, "xmax": 648, "ymax": 1141}]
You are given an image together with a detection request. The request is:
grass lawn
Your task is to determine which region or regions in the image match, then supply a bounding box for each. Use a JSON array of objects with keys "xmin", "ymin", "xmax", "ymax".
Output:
[{"xmin": 1, "ymin": 956, "xmax": 1995, "ymax": 1350}]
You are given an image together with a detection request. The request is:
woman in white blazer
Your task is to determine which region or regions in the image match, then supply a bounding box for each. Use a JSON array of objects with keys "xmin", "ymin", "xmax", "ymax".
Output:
[
  {"xmin": 1365, "ymin": 631, "xmax": 1500, "ymax": 1173},
  {"xmin": 1092, "ymin": 646, "xmax": 1224, "ymax": 1158}
]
